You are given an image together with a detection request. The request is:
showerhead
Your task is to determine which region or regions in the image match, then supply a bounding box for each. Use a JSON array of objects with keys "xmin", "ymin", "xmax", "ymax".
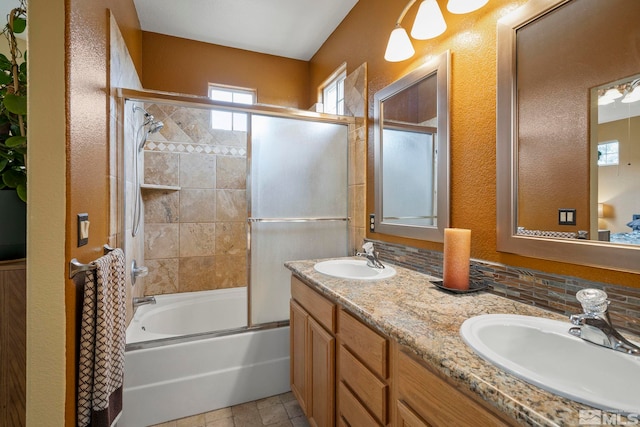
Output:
[{"xmin": 148, "ymin": 120, "xmax": 164, "ymax": 134}]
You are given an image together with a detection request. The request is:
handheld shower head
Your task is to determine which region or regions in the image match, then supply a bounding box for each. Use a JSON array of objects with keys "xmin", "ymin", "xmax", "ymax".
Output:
[{"xmin": 148, "ymin": 120, "xmax": 164, "ymax": 134}]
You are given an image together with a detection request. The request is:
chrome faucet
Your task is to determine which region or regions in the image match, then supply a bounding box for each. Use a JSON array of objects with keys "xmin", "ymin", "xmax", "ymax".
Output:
[
  {"xmin": 133, "ymin": 296, "xmax": 156, "ymax": 309},
  {"xmin": 569, "ymin": 289, "xmax": 640, "ymax": 356},
  {"xmin": 356, "ymin": 242, "xmax": 385, "ymax": 269}
]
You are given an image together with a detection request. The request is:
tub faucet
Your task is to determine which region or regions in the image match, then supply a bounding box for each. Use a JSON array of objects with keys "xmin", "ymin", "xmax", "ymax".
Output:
[
  {"xmin": 356, "ymin": 242, "xmax": 385, "ymax": 269},
  {"xmin": 133, "ymin": 296, "xmax": 156, "ymax": 309},
  {"xmin": 569, "ymin": 289, "xmax": 640, "ymax": 356}
]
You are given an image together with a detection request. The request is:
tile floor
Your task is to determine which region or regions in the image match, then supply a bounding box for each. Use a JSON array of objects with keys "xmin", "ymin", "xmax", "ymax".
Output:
[{"xmin": 150, "ymin": 392, "xmax": 310, "ymax": 427}]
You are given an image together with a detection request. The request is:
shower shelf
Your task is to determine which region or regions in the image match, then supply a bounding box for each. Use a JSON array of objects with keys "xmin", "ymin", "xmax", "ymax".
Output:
[{"xmin": 141, "ymin": 184, "xmax": 181, "ymax": 191}]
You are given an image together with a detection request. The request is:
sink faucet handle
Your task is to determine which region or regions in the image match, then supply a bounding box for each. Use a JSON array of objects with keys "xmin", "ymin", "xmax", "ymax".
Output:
[
  {"xmin": 576, "ymin": 288, "xmax": 609, "ymax": 315},
  {"xmin": 362, "ymin": 242, "xmax": 375, "ymax": 254}
]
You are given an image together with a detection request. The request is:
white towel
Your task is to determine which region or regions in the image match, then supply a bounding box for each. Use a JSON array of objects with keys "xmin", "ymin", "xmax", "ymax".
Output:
[{"xmin": 77, "ymin": 248, "xmax": 126, "ymax": 427}]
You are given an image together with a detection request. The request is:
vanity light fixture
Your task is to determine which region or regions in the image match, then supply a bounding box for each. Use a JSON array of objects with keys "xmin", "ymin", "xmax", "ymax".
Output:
[
  {"xmin": 384, "ymin": 0, "xmax": 486, "ymax": 62},
  {"xmin": 447, "ymin": 0, "xmax": 489, "ymax": 14},
  {"xmin": 621, "ymin": 80, "xmax": 640, "ymax": 103}
]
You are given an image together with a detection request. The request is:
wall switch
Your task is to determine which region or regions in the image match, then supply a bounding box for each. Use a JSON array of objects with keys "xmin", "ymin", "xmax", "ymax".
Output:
[
  {"xmin": 558, "ymin": 209, "xmax": 576, "ymax": 226},
  {"xmin": 369, "ymin": 213, "xmax": 375, "ymax": 232},
  {"xmin": 77, "ymin": 213, "xmax": 89, "ymax": 247}
]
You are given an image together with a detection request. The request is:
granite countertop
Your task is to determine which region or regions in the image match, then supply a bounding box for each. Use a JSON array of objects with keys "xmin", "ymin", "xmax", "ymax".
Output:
[{"xmin": 285, "ymin": 257, "xmax": 621, "ymax": 427}]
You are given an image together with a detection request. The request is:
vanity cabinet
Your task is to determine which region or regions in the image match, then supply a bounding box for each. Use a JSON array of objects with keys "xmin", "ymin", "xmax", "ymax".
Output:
[
  {"xmin": 290, "ymin": 274, "xmax": 517, "ymax": 427},
  {"xmin": 290, "ymin": 276, "xmax": 336, "ymax": 427},
  {"xmin": 395, "ymin": 346, "xmax": 512, "ymax": 427},
  {"xmin": 336, "ymin": 309, "xmax": 390, "ymax": 427}
]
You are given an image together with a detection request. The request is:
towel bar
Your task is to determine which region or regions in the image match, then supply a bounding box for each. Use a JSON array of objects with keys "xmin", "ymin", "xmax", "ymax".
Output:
[{"xmin": 69, "ymin": 245, "xmax": 116, "ymax": 279}]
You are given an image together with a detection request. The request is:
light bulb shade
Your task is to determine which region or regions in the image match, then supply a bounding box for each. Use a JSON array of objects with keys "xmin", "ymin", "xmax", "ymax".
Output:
[
  {"xmin": 621, "ymin": 86, "xmax": 640, "ymax": 103},
  {"xmin": 598, "ymin": 96, "xmax": 614, "ymax": 106},
  {"xmin": 447, "ymin": 0, "xmax": 489, "ymax": 14},
  {"xmin": 603, "ymin": 87, "xmax": 623, "ymax": 100},
  {"xmin": 384, "ymin": 26, "xmax": 415, "ymax": 62},
  {"xmin": 598, "ymin": 203, "xmax": 605, "ymax": 218},
  {"xmin": 411, "ymin": 0, "xmax": 447, "ymax": 40}
]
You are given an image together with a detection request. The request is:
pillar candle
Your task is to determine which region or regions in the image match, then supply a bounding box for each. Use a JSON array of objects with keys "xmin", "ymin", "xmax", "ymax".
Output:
[{"xmin": 443, "ymin": 228, "xmax": 471, "ymax": 290}]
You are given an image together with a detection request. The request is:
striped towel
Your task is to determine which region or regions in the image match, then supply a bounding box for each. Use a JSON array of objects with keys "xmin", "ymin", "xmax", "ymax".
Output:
[{"xmin": 77, "ymin": 248, "xmax": 126, "ymax": 427}]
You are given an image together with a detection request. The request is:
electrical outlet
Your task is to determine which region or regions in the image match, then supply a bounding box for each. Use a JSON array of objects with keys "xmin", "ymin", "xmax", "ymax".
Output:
[
  {"xmin": 77, "ymin": 213, "xmax": 89, "ymax": 247},
  {"xmin": 369, "ymin": 213, "xmax": 375, "ymax": 232},
  {"xmin": 558, "ymin": 209, "xmax": 576, "ymax": 225}
]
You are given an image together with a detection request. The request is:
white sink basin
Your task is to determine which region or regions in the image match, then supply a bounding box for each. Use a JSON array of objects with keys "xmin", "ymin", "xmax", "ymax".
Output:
[
  {"xmin": 314, "ymin": 259, "xmax": 396, "ymax": 280},
  {"xmin": 460, "ymin": 314, "xmax": 640, "ymax": 414}
]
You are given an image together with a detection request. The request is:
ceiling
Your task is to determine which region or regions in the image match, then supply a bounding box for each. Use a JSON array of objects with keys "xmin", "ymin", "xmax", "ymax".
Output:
[{"xmin": 133, "ymin": 0, "xmax": 358, "ymax": 61}]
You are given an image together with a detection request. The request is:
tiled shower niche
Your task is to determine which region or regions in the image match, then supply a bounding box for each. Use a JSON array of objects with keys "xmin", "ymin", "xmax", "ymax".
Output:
[{"xmin": 141, "ymin": 103, "xmax": 248, "ymax": 296}]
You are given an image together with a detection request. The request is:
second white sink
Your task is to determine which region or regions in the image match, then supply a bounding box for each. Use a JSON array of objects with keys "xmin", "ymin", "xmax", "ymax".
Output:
[
  {"xmin": 460, "ymin": 314, "xmax": 640, "ymax": 414},
  {"xmin": 314, "ymin": 259, "xmax": 396, "ymax": 280}
]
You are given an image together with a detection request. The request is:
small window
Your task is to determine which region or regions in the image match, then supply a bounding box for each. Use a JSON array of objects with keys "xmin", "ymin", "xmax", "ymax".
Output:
[
  {"xmin": 208, "ymin": 84, "xmax": 256, "ymax": 131},
  {"xmin": 318, "ymin": 64, "xmax": 346, "ymax": 115},
  {"xmin": 598, "ymin": 140, "xmax": 619, "ymax": 166}
]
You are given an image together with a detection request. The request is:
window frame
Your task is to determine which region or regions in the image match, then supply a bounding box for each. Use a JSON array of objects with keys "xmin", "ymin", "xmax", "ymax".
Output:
[
  {"xmin": 208, "ymin": 83, "xmax": 256, "ymax": 131},
  {"xmin": 317, "ymin": 63, "xmax": 347, "ymax": 115}
]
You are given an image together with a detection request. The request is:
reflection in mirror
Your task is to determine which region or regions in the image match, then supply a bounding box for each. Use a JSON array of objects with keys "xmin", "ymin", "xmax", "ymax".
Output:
[
  {"xmin": 497, "ymin": 0, "xmax": 640, "ymax": 272},
  {"xmin": 374, "ymin": 50, "xmax": 450, "ymax": 241},
  {"xmin": 592, "ymin": 75, "xmax": 640, "ymax": 246}
]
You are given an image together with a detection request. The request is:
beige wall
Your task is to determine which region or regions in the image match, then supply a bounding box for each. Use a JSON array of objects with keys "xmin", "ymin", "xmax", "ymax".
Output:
[
  {"xmin": 141, "ymin": 32, "xmax": 311, "ymax": 109},
  {"xmin": 310, "ymin": 0, "xmax": 639, "ymax": 288}
]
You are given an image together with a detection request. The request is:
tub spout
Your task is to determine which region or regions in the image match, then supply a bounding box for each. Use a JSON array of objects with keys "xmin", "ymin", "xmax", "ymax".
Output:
[{"xmin": 133, "ymin": 296, "xmax": 156, "ymax": 309}]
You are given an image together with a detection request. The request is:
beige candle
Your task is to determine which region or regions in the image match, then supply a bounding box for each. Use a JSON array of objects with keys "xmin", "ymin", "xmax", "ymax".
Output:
[{"xmin": 443, "ymin": 228, "xmax": 471, "ymax": 290}]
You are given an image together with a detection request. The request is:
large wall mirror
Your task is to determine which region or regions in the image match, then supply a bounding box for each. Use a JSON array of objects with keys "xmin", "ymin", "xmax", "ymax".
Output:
[
  {"xmin": 497, "ymin": 0, "xmax": 640, "ymax": 272},
  {"xmin": 374, "ymin": 50, "xmax": 450, "ymax": 241}
]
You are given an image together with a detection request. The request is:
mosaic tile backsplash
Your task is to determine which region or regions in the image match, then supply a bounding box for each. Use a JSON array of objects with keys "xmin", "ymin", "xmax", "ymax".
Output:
[{"xmin": 367, "ymin": 239, "xmax": 640, "ymax": 336}]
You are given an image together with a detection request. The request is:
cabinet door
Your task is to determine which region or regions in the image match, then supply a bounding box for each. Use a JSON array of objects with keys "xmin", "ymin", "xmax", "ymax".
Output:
[
  {"xmin": 308, "ymin": 316, "xmax": 336, "ymax": 427},
  {"xmin": 396, "ymin": 400, "xmax": 430, "ymax": 427},
  {"xmin": 290, "ymin": 300, "xmax": 308, "ymax": 414}
]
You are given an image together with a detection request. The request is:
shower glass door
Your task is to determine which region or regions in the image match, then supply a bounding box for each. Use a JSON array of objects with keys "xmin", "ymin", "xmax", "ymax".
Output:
[{"xmin": 249, "ymin": 115, "xmax": 348, "ymax": 325}]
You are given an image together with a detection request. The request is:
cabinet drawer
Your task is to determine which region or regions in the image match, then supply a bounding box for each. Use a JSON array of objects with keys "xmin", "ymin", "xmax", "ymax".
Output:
[
  {"xmin": 337, "ymin": 309, "xmax": 387, "ymax": 378},
  {"xmin": 397, "ymin": 348, "xmax": 512, "ymax": 427},
  {"xmin": 337, "ymin": 381, "xmax": 383, "ymax": 427},
  {"xmin": 396, "ymin": 400, "xmax": 429, "ymax": 427},
  {"xmin": 338, "ymin": 345, "xmax": 387, "ymax": 424},
  {"xmin": 291, "ymin": 276, "xmax": 336, "ymax": 333}
]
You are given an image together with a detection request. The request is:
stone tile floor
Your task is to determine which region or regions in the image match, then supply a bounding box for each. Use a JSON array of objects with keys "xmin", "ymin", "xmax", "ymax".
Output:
[{"xmin": 150, "ymin": 392, "xmax": 310, "ymax": 427}]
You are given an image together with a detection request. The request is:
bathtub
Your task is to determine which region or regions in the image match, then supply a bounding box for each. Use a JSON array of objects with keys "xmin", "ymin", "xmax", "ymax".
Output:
[
  {"xmin": 126, "ymin": 287, "xmax": 249, "ymax": 343},
  {"xmin": 119, "ymin": 288, "xmax": 291, "ymax": 426}
]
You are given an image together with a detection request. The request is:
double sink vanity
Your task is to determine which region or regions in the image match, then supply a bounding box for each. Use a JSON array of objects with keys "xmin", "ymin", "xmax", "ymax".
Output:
[{"xmin": 286, "ymin": 257, "xmax": 640, "ymax": 427}]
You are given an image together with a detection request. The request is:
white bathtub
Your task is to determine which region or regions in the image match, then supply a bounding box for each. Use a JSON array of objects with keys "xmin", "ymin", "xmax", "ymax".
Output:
[
  {"xmin": 119, "ymin": 289, "xmax": 291, "ymax": 426},
  {"xmin": 126, "ymin": 287, "xmax": 249, "ymax": 343}
]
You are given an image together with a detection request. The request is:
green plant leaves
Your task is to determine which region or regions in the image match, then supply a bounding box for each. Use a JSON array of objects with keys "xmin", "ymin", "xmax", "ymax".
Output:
[
  {"xmin": 4, "ymin": 93, "xmax": 26, "ymax": 115},
  {"xmin": 2, "ymin": 167, "xmax": 25, "ymax": 187},
  {"xmin": 0, "ymin": 54, "xmax": 11, "ymax": 71},
  {"xmin": 5, "ymin": 135, "xmax": 25, "ymax": 147},
  {"xmin": 16, "ymin": 182, "xmax": 25, "ymax": 201},
  {"xmin": 12, "ymin": 17, "xmax": 26, "ymax": 34}
]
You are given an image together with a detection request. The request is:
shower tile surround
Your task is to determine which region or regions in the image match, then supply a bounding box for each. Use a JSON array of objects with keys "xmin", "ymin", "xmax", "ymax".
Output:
[
  {"xmin": 142, "ymin": 103, "xmax": 248, "ymax": 296},
  {"xmin": 368, "ymin": 239, "xmax": 640, "ymax": 335},
  {"xmin": 140, "ymin": 63, "xmax": 367, "ymax": 297}
]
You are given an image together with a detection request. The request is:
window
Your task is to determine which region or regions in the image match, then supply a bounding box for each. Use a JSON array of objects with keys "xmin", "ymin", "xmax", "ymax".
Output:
[
  {"xmin": 318, "ymin": 63, "xmax": 346, "ymax": 115},
  {"xmin": 208, "ymin": 84, "xmax": 256, "ymax": 131},
  {"xmin": 598, "ymin": 140, "xmax": 619, "ymax": 166}
]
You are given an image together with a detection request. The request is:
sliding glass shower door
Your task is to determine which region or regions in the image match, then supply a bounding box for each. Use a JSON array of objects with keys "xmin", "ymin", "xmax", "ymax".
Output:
[{"xmin": 249, "ymin": 115, "xmax": 348, "ymax": 325}]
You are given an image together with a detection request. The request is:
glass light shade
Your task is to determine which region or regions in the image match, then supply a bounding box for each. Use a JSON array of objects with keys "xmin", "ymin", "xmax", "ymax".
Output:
[
  {"xmin": 603, "ymin": 87, "xmax": 623, "ymax": 100},
  {"xmin": 621, "ymin": 86, "xmax": 640, "ymax": 103},
  {"xmin": 411, "ymin": 0, "xmax": 447, "ymax": 40},
  {"xmin": 597, "ymin": 203, "xmax": 604, "ymax": 218},
  {"xmin": 384, "ymin": 26, "xmax": 415, "ymax": 62},
  {"xmin": 447, "ymin": 0, "xmax": 489, "ymax": 14},
  {"xmin": 598, "ymin": 96, "xmax": 614, "ymax": 106}
]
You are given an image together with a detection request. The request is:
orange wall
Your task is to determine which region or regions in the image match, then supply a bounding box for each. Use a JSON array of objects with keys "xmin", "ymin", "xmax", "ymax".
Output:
[
  {"xmin": 141, "ymin": 32, "xmax": 310, "ymax": 109},
  {"xmin": 310, "ymin": 0, "xmax": 639, "ymax": 287},
  {"xmin": 66, "ymin": 1, "xmax": 142, "ymax": 424}
]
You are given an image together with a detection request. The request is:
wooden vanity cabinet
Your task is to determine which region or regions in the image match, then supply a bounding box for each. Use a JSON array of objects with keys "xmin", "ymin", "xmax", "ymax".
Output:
[
  {"xmin": 290, "ymin": 276, "xmax": 336, "ymax": 427},
  {"xmin": 290, "ymin": 274, "xmax": 517, "ymax": 427},
  {"xmin": 336, "ymin": 309, "xmax": 390, "ymax": 427},
  {"xmin": 395, "ymin": 346, "xmax": 514, "ymax": 427}
]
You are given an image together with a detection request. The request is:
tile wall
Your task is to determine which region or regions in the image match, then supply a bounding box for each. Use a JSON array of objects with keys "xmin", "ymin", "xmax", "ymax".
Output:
[
  {"xmin": 141, "ymin": 104, "xmax": 248, "ymax": 296},
  {"xmin": 369, "ymin": 239, "xmax": 640, "ymax": 336}
]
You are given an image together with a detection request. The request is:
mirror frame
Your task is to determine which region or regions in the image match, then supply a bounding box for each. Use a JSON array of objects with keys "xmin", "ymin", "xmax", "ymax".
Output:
[
  {"xmin": 496, "ymin": 0, "xmax": 640, "ymax": 273},
  {"xmin": 374, "ymin": 50, "xmax": 450, "ymax": 242}
]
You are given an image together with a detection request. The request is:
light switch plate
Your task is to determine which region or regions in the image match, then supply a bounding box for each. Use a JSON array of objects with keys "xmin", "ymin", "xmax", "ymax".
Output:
[
  {"xmin": 558, "ymin": 209, "xmax": 576, "ymax": 226},
  {"xmin": 77, "ymin": 213, "xmax": 89, "ymax": 247}
]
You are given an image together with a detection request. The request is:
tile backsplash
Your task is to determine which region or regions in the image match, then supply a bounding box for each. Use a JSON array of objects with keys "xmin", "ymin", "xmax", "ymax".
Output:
[{"xmin": 368, "ymin": 239, "xmax": 640, "ymax": 336}]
